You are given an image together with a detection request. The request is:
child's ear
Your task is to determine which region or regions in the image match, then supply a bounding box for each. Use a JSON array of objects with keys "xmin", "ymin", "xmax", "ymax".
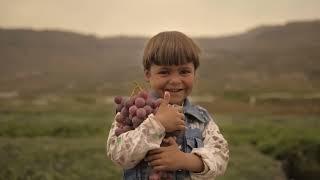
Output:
[
  {"xmin": 194, "ymin": 72, "xmax": 199, "ymax": 82},
  {"xmin": 144, "ymin": 69, "xmax": 150, "ymax": 82}
]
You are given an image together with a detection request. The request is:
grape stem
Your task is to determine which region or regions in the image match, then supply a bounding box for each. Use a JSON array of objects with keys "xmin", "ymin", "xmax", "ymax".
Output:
[{"xmin": 131, "ymin": 81, "xmax": 145, "ymax": 97}]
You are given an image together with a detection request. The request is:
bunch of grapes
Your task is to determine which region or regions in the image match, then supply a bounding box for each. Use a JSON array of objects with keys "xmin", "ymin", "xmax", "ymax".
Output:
[
  {"xmin": 113, "ymin": 86, "xmax": 178, "ymax": 180},
  {"xmin": 148, "ymin": 170, "xmax": 173, "ymax": 180},
  {"xmin": 113, "ymin": 90, "xmax": 161, "ymax": 136}
]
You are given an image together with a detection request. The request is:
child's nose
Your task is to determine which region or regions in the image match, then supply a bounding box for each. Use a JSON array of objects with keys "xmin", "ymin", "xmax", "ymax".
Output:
[{"xmin": 168, "ymin": 74, "xmax": 182, "ymax": 84}]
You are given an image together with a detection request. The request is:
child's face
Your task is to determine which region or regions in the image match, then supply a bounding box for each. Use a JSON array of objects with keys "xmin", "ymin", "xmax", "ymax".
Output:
[{"xmin": 145, "ymin": 62, "xmax": 195, "ymax": 105}]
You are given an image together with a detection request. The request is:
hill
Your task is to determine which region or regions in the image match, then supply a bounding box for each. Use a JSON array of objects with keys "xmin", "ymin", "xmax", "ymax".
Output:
[{"xmin": 1, "ymin": 20, "xmax": 320, "ymax": 95}]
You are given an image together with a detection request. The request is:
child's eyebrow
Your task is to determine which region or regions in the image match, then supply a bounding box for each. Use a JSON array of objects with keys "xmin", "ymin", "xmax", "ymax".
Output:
[
  {"xmin": 179, "ymin": 66, "xmax": 192, "ymax": 70},
  {"xmin": 158, "ymin": 67, "xmax": 170, "ymax": 70}
]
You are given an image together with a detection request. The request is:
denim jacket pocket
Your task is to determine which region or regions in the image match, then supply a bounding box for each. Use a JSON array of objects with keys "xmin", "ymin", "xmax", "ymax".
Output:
[
  {"xmin": 195, "ymin": 137, "xmax": 204, "ymax": 148},
  {"xmin": 123, "ymin": 168, "xmax": 138, "ymax": 180},
  {"xmin": 186, "ymin": 137, "xmax": 204, "ymax": 153},
  {"xmin": 185, "ymin": 127, "xmax": 204, "ymax": 152}
]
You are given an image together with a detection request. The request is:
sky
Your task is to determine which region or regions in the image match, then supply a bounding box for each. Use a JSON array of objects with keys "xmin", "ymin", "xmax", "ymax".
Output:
[{"xmin": 1, "ymin": 0, "xmax": 320, "ymax": 37}]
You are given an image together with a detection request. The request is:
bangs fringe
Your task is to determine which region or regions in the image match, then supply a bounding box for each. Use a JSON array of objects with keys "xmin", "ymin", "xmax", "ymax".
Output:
[{"xmin": 143, "ymin": 31, "xmax": 200, "ymax": 70}]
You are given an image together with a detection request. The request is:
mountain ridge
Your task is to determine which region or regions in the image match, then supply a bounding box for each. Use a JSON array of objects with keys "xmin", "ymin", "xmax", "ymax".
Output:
[{"xmin": 1, "ymin": 20, "xmax": 319, "ymax": 95}]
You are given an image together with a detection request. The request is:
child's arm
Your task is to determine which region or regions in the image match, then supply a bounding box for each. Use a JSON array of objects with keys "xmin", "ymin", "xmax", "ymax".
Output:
[
  {"xmin": 190, "ymin": 120, "xmax": 229, "ymax": 179},
  {"xmin": 145, "ymin": 120, "xmax": 229, "ymax": 179},
  {"xmin": 146, "ymin": 137, "xmax": 205, "ymax": 172},
  {"xmin": 106, "ymin": 113, "xmax": 166, "ymax": 169},
  {"xmin": 107, "ymin": 92, "xmax": 185, "ymax": 169}
]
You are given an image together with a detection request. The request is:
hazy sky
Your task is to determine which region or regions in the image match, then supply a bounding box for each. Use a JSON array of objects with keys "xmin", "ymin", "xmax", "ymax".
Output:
[{"xmin": 1, "ymin": 0, "xmax": 320, "ymax": 37}]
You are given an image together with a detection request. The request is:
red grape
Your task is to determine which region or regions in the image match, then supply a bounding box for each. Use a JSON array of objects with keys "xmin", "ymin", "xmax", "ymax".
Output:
[
  {"xmin": 116, "ymin": 122, "xmax": 124, "ymax": 128},
  {"xmin": 115, "ymin": 113, "xmax": 124, "ymax": 123},
  {"xmin": 121, "ymin": 107, "xmax": 129, "ymax": 117},
  {"xmin": 139, "ymin": 90, "xmax": 148, "ymax": 100},
  {"xmin": 144, "ymin": 105, "xmax": 152, "ymax": 115},
  {"xmin": 154, "ymin": 99, "xmax": 162, "ymax": 108},
  {"xmin": 116, "ymin": 104, "xmax": 123, "ymax": 113},
  {"xmin": 113, "ymin": 92, "xmax": 161, "ymax": 135},
  {"xmin": 115, "ymin": 127, "xmax": 124, "ymax": 136},
  {"xmin": 129, "ymin": 114, "xmax": 133, "ymax": 120},
  {"xmin": 123, "ymin": 125, "xmax": 132, "ymax": 132},
  {"xmin": 129, "ymin": 105, "xmax": 138, "ymax": 115},
  {"xmin": 124, "ymin": 117, "xmax": 132, "ymax": 126},
  {"xmin": 148, "ymin": 170, "xmax": 172, "ymax": 180},
  {"xmin": 146, "ymin": 98, "xmax": 155, "ymax": 107},
  {"xmin": 135, "ymin": 97, "xmax": 145, "ymax": 108},
  {"xmin": 114, "ymin": 92, "xmax": 175, "ymax": 178},
  {"xmin": 153, "ymin": 107, "xmax": 159, "ymax": 114},
  {"xmin": 136, "ymin": 108, "xmax": 146, "ymax": 119},
  {"xmin": 125, "ymin": 98, "xmax": 134, "ymax": 108},
  {"xmin": 114, "ymin": 96, "xmax": 123, "ymax": 104},
  {"xmin": 132, "ymin": 116, "xmax": 143, "ymax": 128}
]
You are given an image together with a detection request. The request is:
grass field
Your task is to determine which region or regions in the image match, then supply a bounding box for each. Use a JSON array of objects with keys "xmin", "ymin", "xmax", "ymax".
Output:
[{"xmin": 0, "ymin": 98, "xmax": 319, "ymax": 180}]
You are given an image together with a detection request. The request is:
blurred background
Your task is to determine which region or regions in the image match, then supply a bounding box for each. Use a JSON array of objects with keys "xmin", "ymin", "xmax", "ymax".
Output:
[{"xmin": 1, "ymin": 0, "xmax": 320, "ymax": 179}]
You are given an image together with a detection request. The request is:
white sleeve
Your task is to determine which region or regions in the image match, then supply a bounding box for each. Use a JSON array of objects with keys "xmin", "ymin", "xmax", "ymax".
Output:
[
  {"xmin": 106, "ymin": 113, "xmax": 166, "ymax": 169},
  {"xmin": 190, "ymin": 120, "xmax": 229, "ymax": 179}
]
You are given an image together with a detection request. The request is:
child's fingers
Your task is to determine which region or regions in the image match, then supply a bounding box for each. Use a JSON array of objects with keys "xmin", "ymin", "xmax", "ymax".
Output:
[
  {"xmin": 159, "ymin": 91, "xmax": 171, "ymax": 107},
  {"xmin": 162, "ymin": 136, "xmax": 176, "ymax": 144},
  {"xmin": 177, "ymin": 125, "xmax": 186, "ymax": 131},
  {"xmin": 166, "ymin": 137, "xmax": 177, "ymax": 146},
  {"xmin": 149, "ymin": 159, "xmax": 164, "ymax": 167},
  {"xmin": 152, "ymin": 165, "xmax": 167, "ymax": 171},
  {"xmin": 163, "ymin": 91, "xmax": 170, "ymax": 104},
  {"xmin": 173, "ymin": 104, "xmax": 183, "ymax": 113},
  {"xmin": 178, "ymin": 113, "xmax": 185, "ymax": 120},
  {"xmin": 147, "ymin": 148, "xmax": 163, "ymax": 155},
  {"xmin": 162, "ymin": 138, "xmax": 170, "ymax": 144},
  {"xmin": 145, "ymin": 153, "xmax": 162, "ymax": 162},
  {"xmin": 173, "ymin": 136, "xmax": 177, "ymax": 141},
  {"xmin": 175, "ymin": 117, "xmax": 185, "ymax": 124},
  {"xmin": 163, "ymin": 136, "xmax": 176, "ymax": 143}
]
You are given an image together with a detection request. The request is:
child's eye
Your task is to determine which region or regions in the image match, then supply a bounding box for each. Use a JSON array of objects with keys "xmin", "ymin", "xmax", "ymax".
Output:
[
  {"xmin": 180, "ymin": 70, "xmax": 191, "ymax": 75},
  {"xmin": 158, "ymin": 71, "xmax": 169, "ymax": 75}
]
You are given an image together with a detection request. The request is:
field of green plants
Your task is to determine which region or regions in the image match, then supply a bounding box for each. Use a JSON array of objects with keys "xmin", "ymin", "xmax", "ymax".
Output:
[{"xmin": 0, "ymin": 95, "xmax": 319, "ymax": 180}]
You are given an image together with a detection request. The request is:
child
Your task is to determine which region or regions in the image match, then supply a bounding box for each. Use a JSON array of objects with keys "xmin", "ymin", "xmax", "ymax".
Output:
[{"xmin": 106, "ymin": 31, "xmax": 229, "ymax": 179}]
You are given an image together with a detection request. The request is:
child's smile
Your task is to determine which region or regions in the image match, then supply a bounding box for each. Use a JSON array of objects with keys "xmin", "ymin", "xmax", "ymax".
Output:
[
  {"xmin": 164, "ymin": 88, "xmax": 183, "ymax": 93},
  {"xmin": 164, "ymin": 88, "xmax": 184, "ymax": 100},
  {"xmin": 145, "ymin": 62, "xmax": 195, "ymax": 105}
]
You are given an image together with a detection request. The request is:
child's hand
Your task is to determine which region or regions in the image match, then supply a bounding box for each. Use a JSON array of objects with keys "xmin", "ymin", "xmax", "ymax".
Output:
[
  {"xmin": 154, "ymin": 92, "xmax": 185, "ymax": 132},
  {"xmin": 146, "ymin": 137, "xmax": 205, "ymax": 173},
  {"xmin": 146, "ymin": 137, "xmax": 185, "ymax": 171}
]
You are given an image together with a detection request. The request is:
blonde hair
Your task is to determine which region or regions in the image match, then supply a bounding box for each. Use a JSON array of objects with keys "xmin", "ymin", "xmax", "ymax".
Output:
[{"xmin": 143, "ymin": 31, "xmax": 200, "ymax": 70}]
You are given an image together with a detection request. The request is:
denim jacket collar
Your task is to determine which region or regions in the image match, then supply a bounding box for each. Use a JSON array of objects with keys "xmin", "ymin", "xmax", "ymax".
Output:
[{"xmin": 183, "ymin": 98, "xmax": 206, "ymax": 123}]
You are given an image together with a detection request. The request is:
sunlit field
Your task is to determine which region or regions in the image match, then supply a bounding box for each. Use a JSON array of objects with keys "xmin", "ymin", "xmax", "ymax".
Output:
[
  {"xmin": 1, "ymin": 18, "xmax": 320, "ymax": 180},
  {"xmin": 1, "ymin": 94, "xmax": 319, "ymax": 180}
]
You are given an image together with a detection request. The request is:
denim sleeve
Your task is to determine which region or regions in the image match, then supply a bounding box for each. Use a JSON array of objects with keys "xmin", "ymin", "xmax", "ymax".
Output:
[{"xmin": 106, "ymin": 113, "xmax": 165, "ymax": 169}]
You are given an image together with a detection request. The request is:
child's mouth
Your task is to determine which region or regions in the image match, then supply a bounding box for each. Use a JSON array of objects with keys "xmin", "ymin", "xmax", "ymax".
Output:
[{"xmin": 165, "ymin": 89, "xmax": 183, "ymax": 93}]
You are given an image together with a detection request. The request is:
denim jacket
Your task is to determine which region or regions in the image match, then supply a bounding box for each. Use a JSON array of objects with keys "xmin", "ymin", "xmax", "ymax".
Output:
[{"xmin": 106, "ymin": 98, "xmax": 229, "ymax": 180}]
